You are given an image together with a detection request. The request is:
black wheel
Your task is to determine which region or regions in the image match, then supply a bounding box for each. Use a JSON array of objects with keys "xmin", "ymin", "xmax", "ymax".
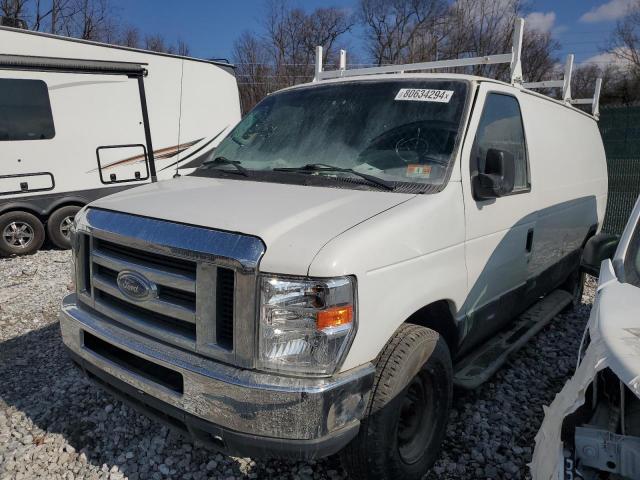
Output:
[
  {"xmin": 0, "ymin": 211, "xmax": 45, "ymax": 256},
  {"xmin": 561, "ymin": 268, "xmax": 585, "ymax": 312},
  {"xmin": 47, "ymin": 205, "xmax": 81, "ymax": 249},
  {"xmin": 341, "ymin": 324, "xmax": 453, "ymax": 480}
]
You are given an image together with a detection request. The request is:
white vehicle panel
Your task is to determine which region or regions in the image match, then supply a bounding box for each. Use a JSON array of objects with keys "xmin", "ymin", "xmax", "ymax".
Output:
[
  {"xmin": 0, "ymin": 27, "xmax": 241, "ymax": 202},
  {"xmin": 0, "ymin": 172, "xmax": 53, "ymax": 194},
  {"xmin": 0, "ymin": 69, "xmax": 147, "ymax": 194},
  {"xmin": 309, "ymin": 182, "xmax": 467, "ymax": 371},
  {"xmin": 460, "ymin": 82, "xmax": 534, "ymax": 328},
  {"xmin": 90, "ymin": 176, "xmax": 415, "ymax": 277},
  {"xmin": 519, "ymin": 90, "xmax": 607, "ymax": 278}
]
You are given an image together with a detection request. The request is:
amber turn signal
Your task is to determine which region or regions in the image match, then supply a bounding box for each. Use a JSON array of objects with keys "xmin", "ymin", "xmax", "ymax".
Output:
[{"xmin": 316, "ymin": 305, "xmax": 354, "ymax": 330}]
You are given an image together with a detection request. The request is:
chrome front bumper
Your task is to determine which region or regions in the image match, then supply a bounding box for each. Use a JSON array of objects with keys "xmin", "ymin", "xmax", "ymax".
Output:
[{"xmin": 60, "ymin": 294, "xmax": 374, "ymax": 459}]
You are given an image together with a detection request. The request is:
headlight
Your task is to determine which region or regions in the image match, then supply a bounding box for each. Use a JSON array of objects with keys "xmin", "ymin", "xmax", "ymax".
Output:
[{"xmin": 258, "ymin": 275, "xmax": 356, "ymax": 376}]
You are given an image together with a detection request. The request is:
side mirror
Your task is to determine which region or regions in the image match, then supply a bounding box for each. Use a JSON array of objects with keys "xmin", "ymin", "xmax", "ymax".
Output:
[
  {"xmin": 581, "ymin": 233, "xmax": 620, "ymax": 277},
  {"xmin": 473, "ymin": 148, "xmax": 516, "ymax": 200}
]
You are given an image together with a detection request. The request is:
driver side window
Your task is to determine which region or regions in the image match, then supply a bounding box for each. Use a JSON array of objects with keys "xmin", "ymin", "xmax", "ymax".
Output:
[{"xmin": 472, "ymin": 93, "xmax": 529, "ymax": 191}]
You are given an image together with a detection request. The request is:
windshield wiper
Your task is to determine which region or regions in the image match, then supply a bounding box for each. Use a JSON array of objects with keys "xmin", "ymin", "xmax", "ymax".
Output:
[
  {"xmin": 201, "ymin": 156, "xmax": 249, "ymax": 177},
  {"xmin": 273, "ymin": 163, "xmax": 394, "ymax": 191}
]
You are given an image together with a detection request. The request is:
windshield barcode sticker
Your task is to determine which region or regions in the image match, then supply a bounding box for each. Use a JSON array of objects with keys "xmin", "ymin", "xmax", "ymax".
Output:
[{"xmin": 395, "ymin": 88, "xmax": 454, "ymax": 103}]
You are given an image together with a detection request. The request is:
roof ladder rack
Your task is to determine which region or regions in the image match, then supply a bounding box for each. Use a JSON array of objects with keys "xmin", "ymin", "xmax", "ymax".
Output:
[
  {"xmin": 570, "ymin": 78, "xmax": 603, "ymax": 119},
  {"xmin": 523, "ymin": 54, "xmax": 574, "ymax": 102},
  {"xmin": 313, "ymin": 18, "xmax": 602, "ymax": 120},
  {"xmin": 314, "ymin": 18, "xmax": 525, "ymax": 85}
]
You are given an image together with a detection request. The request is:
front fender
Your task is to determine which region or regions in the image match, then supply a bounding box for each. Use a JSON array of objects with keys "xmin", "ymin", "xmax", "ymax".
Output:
[{"xmin": 309, "ymin": 182, "xmax": 468, "ymax": 372}]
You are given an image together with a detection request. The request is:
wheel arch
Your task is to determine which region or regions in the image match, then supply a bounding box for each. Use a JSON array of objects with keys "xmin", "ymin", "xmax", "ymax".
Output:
[
  {"xmin": 42, "ymin": 197, "xmax": 88, "ymax": 220},
  {"xmin": 0, "ymin": 197, "xmax": 88, "ymax": 221},
  {"xmin": 581, "ymin": 223, "xmax": 599, "ymax": 249},
  {"xmin": 0, "ymin": 202, "xmax": 47, "ymax": 221},
  {"xmin": 404, "ymin": 299, "xmax": 460, "ymax": 357}
]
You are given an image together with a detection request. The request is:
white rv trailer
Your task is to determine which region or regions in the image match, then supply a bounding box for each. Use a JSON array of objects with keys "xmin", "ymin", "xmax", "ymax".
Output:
[{"xmin": 0, "ymin": 26, "xmax": 241, "ymax": 255}]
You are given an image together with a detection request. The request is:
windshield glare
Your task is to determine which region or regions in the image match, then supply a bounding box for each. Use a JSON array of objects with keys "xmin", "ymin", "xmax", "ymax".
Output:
[{"xmin": 212, "ymin": 80, "xmax": 468, "ymax": 187}]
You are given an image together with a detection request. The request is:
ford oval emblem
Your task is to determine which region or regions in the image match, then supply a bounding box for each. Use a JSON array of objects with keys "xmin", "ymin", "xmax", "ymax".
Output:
[{"xmin": 116, "ymin": 270, "xmax": 156, "ymax": 302}]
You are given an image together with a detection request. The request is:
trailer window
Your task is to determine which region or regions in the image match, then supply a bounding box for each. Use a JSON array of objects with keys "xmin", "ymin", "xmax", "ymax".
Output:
[{"xmin": 0, "ymin": 79, "xmax": 55, "ymax": 141}]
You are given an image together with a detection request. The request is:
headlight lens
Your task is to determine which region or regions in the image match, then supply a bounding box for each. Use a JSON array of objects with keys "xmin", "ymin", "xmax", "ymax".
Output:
[{"xmin": 258, "ymin": 275, "xmax": 356, "ymax": 376}]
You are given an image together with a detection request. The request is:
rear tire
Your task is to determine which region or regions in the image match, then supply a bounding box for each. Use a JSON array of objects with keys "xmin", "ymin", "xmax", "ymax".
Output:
[
  {"xmin": 341, "ymin": 324, "xmax": 453, "ymax": 480},
  {"xmin": 47, "ymin": 205, "xmax": 81, "ymax": 250},
  {"xmin": 0, "ymin": 211, "xmax": 45, "ymax": 256}
]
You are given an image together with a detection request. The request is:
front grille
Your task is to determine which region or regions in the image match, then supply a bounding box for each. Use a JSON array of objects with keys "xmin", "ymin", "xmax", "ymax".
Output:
[
  {"xmin": 96, "ymin": 239, "xmax": 197, "ymax": 276},
  {"xmin": 216, "ymin": 267, "xmax": 235, "ymax": 349},
  {"xmin": 79, "ymin": 234, "xmax": 236, "ymax": 355}
]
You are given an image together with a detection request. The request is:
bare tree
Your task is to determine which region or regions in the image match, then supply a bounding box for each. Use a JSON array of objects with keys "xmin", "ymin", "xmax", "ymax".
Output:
[
  {"xmin": 572, "ymin": 63, "xmax": 640, "ymax": 105},
  {"xmin": 609, "ymin": 0, "xmax": 640, "ymax": 78},
  {"xmin": 176, "ymin": 39, "xmax": 190, "ymax": 56},
  {"xmin": 234, "ymin": 0, "xmax": 354, "ymax": 112},
  {"xmin": 31, "ymin": 0, "xmax": 114, "ymax": 40},
  {"xmin": 145, "ymin": 33, "xmax": 167, "ymax": 52},
  {"xmin": 264, "ymin": 0, "xmax": 353, "ymax": 85},
  {"xmin": 64, "ymin": 0, "xmax": 111, "ymax": 40},
  {"xmin": 0, "ymin": 0, "xmax": 29, "ymax": 22},
  {"xmin": 119, "ymin": 25, "xmax": 140, "ymax": 47},
  {"xmin": 304, "ymin": 7, "xmax": 354, "ymax": 61},
  {"xmin": 234, "ymin": 31, "xmax": 274, "ymax": 113},
  {"xmin": 443, "ymin": 0, "xmax": 520, "ymax": 78},
  {"xmin": 1, "ymin": 0, "xmax": 191, "ymax": 56},
  {"xmin": 359, "ymin": 0, "xmax": 448, "ymax": 64},
  {"xmin": 522, "ymin": 30, "xmax": 561, "ymax": 82},
  {"xmin": 45, "ymin": 0, "xmax": 77, "ymax": 35},
  {"xmin": 30, "ymin": 0, "xmax": 52, "ymax": 30},
  {"xmin": 359, "ymin": 0, "xmax": 558, "ymax": 81}
]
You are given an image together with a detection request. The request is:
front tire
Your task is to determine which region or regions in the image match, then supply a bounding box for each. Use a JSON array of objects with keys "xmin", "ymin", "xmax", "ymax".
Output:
[
  {"xmin": 47, "ymin": 205, "xmax": 81, "ymax": 249},
  {"xmin": 0, "ymin": 211, "xmax": 45, "ymax": 256},
  {"xmin": 341, "ymin": 324, "xmax": 453, "ymax": 480}
]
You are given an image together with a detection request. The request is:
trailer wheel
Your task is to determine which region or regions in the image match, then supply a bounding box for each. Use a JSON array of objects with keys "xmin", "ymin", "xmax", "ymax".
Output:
[
  {"xmin": 0, "ymin": 211, "xmax": 45, "ymax": 256},
  {"xmin": 47, "ymin": 206, "xmax": 81, "ymax": 250},
  {"xmin": 341, "ymin": 324, "xmax": 452, "ymax": 480}
]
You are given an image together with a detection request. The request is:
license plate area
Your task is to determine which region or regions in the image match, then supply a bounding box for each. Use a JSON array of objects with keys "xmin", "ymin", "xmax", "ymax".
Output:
[{"xmin": 82, "ymin": 331, "xmax": 184, "ymax": 394}]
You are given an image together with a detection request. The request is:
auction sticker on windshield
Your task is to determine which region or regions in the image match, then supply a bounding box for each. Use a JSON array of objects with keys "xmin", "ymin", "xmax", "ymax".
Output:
[
  {"xmin": 395, "ymin": 88, "xmax": 454, "ymax": 103},
  {"xmin": 406, "ymin": 164, "xmax": 432, "ymax": 178}
]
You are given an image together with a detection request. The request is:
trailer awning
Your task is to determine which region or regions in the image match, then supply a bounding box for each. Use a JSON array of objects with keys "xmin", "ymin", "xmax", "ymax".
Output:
[{"xmin": 0, "ymin": 54, "xmax": 147, "ymax": 76}]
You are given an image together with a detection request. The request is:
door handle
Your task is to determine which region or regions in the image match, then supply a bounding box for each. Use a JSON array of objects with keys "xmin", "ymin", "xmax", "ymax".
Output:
[{"xmin": 526, "ymin": 228, "xmax": 534, "ymax": 253}]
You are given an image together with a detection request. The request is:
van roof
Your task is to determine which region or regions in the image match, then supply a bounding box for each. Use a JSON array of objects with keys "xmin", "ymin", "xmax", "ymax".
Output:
[
  {"xmin": 277, "ymin": 72, "xmax": 598, "ymax": 121},
  {"xmin": 0, "ymin": 25, "xmax": 235, "ymax": 69},
  {"xmin": 284, "ymin": 72, "xmax": 500, "ymax": 86}
]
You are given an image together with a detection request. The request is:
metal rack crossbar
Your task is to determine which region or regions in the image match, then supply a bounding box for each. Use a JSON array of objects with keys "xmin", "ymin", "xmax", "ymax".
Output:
[
  {"xmin": 570, "ymin": 78, "xmax": 603, "ymax": 119},
  {"xmin": 314, "ymin": 18, "xmax": 524, "ymax": 84},
  {"xmin": 523, "ymin": 54, "xmax": 574, "ymax": 102},
  {"xmin": 313, "ymin": 17, "xmax": 603, "ymax": 119}
]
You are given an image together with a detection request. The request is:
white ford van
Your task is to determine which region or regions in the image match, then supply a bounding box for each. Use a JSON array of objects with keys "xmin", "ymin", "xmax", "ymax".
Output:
[{"xmin": 59, "ymin": 20, "xmax": 608, "ymax": 480}]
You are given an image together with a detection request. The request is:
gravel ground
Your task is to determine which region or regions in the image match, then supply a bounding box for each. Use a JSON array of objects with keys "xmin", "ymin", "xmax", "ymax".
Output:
[{"xmin": 0, "ymin": 249, "xmax": 596, "ymax": 480}]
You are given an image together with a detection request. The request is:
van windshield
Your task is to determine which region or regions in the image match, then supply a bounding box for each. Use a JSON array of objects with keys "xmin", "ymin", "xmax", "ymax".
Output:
[{"xmin": 210, "ymin": 80, "xmax": 468, "ymax": 189}]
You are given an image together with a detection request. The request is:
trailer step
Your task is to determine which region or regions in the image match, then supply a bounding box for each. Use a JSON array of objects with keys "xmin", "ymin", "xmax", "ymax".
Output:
[{"xmin": 453, "ymin": 289, "xmax": 573, "ymax": 389}]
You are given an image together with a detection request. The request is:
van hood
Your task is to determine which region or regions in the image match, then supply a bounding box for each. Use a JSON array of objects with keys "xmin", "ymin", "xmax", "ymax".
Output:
[{"xmin": 91, "ymin": 176, "xmax": 414, "ymax": 275}]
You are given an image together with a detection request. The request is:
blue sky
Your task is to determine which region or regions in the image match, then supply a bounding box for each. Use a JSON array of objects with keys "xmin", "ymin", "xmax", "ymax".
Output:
[{"xmin": 112, "ymin": 0, "xmax": 633, "ymax": 66}]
